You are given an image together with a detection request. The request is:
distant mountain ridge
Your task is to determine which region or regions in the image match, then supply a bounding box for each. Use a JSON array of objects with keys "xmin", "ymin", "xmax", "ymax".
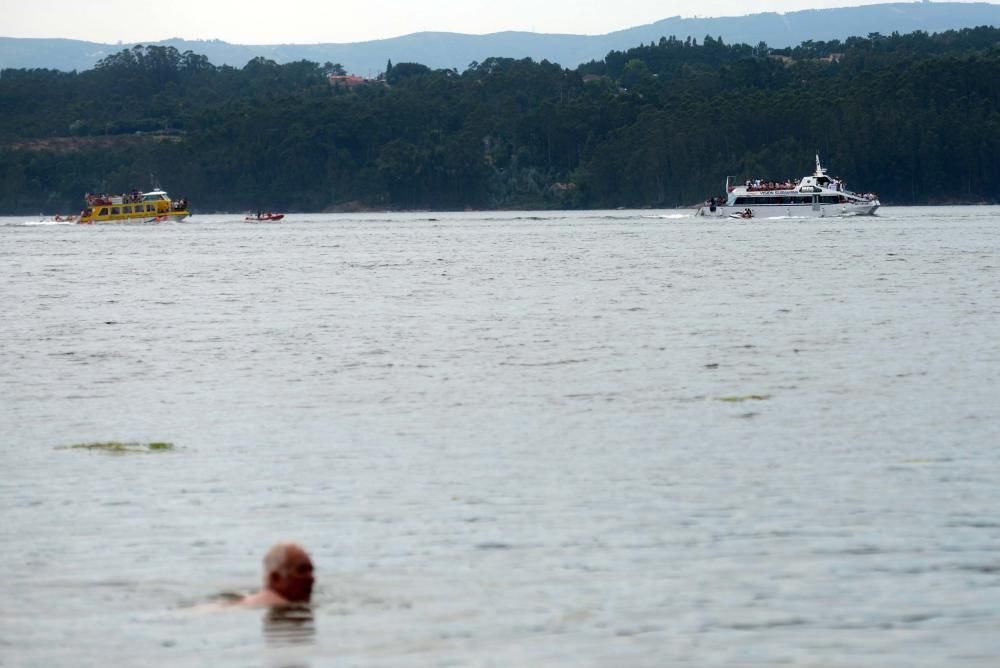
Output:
[{"xmin": 2, "ymin": 2, "xmax": 999, "ymax": 75}]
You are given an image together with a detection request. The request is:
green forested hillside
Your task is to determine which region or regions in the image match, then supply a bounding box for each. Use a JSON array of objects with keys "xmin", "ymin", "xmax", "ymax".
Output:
[{"xmin": 1, "ymin": 27, "xmax": 998, "ymax": 214}]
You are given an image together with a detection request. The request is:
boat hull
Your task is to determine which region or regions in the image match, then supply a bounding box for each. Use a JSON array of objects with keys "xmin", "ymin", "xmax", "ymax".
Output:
[
  {"xmin": 77, "ymin": 211, "xmax": 190, "ymax": 224},
  {"xmin": 695, "ymin": 201, "xmax": 879, "ymax": 218}
]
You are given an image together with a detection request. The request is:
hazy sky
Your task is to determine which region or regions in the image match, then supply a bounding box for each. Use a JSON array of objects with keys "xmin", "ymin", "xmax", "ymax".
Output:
[{"xmin": 0, "ymin": 0, "xmax": 989, "ymax": 43}]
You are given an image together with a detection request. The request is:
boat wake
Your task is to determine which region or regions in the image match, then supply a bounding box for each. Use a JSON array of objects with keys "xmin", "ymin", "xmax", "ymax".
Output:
[{"xmin": 23, "ymin": 219, "xmax": 74, "ymax": 226}]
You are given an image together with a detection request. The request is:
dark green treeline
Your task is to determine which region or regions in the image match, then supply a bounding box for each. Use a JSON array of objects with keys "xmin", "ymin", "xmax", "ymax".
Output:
[{"xmin": 1, "ymin": 27, "xmax": 999, "ymax": 214}]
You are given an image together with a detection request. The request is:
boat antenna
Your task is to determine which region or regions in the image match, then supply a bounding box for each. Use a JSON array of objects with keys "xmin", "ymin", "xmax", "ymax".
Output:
[{"xmin": 149, "ymin": 172, "xmax": 160, "ymax": 191}]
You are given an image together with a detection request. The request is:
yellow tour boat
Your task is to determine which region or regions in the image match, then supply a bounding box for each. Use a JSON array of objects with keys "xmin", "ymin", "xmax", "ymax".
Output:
[{"xmin": 78, "ymin": 188, "xmax": 190, "ymax": 224}]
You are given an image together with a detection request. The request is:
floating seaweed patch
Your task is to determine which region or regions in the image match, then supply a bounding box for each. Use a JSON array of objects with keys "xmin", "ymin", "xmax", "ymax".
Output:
[
  {"xmin": 58, "ymin": 441, "xmax": 175, "ymax": 453},
  {"xmin": 717, "ymin": 394, "xmax": 772, "ymax": 403},
  {"xmin": 147, "ymin": 442, "xmax": 173, "ymax": 450}
]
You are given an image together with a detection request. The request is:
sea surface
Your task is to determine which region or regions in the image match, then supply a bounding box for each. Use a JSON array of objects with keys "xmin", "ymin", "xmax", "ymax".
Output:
[{"xmin": 1, "ymin": 207, "xmax": 999, "ymax": 667}]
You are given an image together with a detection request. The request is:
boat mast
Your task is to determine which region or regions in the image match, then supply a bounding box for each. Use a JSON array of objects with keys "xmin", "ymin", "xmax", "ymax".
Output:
[{"xmin": 814, "ymin": 154, "xmax": 826, "ymax": 176}]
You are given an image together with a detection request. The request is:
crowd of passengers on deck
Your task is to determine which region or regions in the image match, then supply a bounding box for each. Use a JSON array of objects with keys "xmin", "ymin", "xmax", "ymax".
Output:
[
  {"xmin": 745, "ymin": 177, "xmax": 853, "ymax": 192},
  {"xmin": 745, "ymin": 179, "xmax": 798, "ymax": 191},
  {"xmin": 85, "ymin": 190, "xmax": 145, "ymax": 206}
]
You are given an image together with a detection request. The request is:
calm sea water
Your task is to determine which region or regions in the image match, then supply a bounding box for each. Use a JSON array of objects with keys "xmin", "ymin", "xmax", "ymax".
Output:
[{"xmin": 1, "ymin": 207, "xmax": 999, "ymax": 666}]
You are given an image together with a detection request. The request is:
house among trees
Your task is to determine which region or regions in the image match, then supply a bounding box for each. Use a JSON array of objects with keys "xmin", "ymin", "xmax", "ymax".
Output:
[{"xmin": 328, "ymin": 74, "xmax": 373, "ymax": 87}]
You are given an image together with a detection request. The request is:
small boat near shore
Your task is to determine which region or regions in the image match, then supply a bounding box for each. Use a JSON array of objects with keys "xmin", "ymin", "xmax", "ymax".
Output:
[
  {"xmin": 78, "ymin": 188, "xmax": 190, "ymax": 224},
  {"xmin": 696, "ymin": 155, "xmax": 879, "ymax": 219},
  {"xmin": 245, "ymin": 212, "xmax": 285, "ymax": 222}
]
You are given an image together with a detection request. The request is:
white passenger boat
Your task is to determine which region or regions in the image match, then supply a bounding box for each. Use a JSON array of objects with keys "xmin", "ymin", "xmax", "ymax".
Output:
[{"xmin": 696, "ymin": 156, "xmax": 879, "ymax": 218}]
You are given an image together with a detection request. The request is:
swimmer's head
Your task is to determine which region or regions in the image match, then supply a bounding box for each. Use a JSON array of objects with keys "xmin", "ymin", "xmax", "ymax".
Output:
[{"xmin": 263, "ymin": 543, "xmax": 314, "ymax": 603}]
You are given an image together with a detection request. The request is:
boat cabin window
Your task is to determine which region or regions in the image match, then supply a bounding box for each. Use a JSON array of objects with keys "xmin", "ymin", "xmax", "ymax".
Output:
[
  {"xmin": 123, "ymin": 206, "xmax": 132, "ymax": 214},
  {"xmin": 98, "ymin": 207, "xmax": 108, "ymax": 216},
  {"xmin": 111, "ymin": 207, "xmax": 120, "ymax": 215},
  {"xmin": 146, "ymin": 204, "xmax": 155, "ymax": 212},
  {"xmin": 799, "ymin": 186, "xmax": 821, "ymax": 193},
  {"xmin": 143, "ymin": 193, "xmax": 168, "ymax": 201}
]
